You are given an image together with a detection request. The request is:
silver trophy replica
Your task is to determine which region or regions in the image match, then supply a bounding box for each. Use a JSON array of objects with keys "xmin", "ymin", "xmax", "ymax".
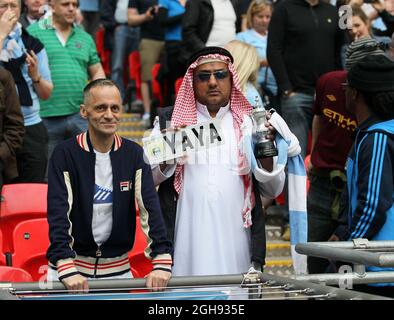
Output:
[{"xmin": 251, "ymin": 96, "xmax": 278, "ymax": 158}]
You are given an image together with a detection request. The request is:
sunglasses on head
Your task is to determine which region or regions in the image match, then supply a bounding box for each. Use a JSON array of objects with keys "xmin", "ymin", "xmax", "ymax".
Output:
[{"xmin": 194, "ymin": 70, "xmax": 229, "ymax": 82}]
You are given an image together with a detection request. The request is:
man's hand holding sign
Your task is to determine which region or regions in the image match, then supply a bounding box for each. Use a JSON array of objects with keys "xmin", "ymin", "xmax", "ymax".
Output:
[{"xmin": 143, "ymin": 120, "xmax": 225, "ymax": 165}]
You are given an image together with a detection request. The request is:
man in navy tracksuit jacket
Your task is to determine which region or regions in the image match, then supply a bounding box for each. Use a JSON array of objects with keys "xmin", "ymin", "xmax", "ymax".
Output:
[
  {"xmin": 333, "ymin": 55, "xmax": 394, "ymax": 295},
  {"xmin": 46, "ymin": 79, "xmax": 172, "ymax": 292}
]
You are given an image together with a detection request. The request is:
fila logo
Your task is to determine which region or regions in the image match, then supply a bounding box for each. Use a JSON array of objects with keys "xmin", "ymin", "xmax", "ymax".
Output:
[{"xmin": 120, "ymin": 181, "xmax": 132, "ymax": 192}]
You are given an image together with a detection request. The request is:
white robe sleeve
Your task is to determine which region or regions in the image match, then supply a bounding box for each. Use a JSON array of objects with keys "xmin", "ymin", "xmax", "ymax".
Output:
[
  {"xmin": 253, "ymin": 158, "xmax": 285, "ymax": 199},
  {"xmin": 147, "ymin": 117, "xmax": 176, "ymax": 186}
]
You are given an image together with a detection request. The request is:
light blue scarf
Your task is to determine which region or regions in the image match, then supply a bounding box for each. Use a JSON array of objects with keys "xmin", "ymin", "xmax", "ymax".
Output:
[
  {"xmin": 245, "ymin": 112, "xmax": 308, "ymax": 275},
  {"xmin": 0, "ymin": 23, "xmax": 25, "ymax": 62}
]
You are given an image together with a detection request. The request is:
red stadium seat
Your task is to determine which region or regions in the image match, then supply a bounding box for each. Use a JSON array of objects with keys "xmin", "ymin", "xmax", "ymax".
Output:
[
  {"xmin": 0, "ymin": 230, "xmax": 4, "ymax": 266},
  {"xmin": 174, "ymin": 77, "xmax": 183, "ymax": 95},
  {"xmin": 0, "ymin": 183, "xmax": 47, "ymax": 254},
  {"xmin": 0, "ymin": 266, "xmax": 33, "ymax": 282},
  {"xmin": 0, "ymin": 183, "xmax": 47, "ymax": 218},
  {"xmin": 129, "ymin": 51, "xmax": 142, "ymax": 100},
  {"xmin": 95, "ymin": 27, "xmax": 111, "ymax": 77},
  {"xmin": 11, "ymin": 218, "xmax": 50, "ymax": 281},
  {"xmin": 275, "ymin": 191, "xmax": 285, "ymax": 206},
  {"xmin": 128, "ymin": 216, "xmax": 152, "ymax": 277}
]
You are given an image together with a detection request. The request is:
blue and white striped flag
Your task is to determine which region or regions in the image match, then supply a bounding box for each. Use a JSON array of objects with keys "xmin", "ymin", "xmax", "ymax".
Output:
[{"xmin": 270, "ymin": 112, "xmax": 308, "ymax": 275}]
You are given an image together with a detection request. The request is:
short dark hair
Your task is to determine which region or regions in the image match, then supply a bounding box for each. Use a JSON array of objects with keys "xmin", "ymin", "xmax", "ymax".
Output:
[
  {"xmin": 361, "ymin": 91, "xmax": 394, "ymax": 121},
  {"xmin": 83, "ymin": 78, "xmax": 118, "ymax": 103}
]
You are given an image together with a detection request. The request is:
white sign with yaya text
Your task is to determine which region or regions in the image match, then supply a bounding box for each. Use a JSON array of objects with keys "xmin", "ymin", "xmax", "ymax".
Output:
[{"xmin": 143, "ymin": 120, "xmax": 225, "ymax": 164}]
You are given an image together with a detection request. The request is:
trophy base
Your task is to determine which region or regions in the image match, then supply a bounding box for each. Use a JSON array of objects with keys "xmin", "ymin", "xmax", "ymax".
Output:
[{"xmin": 254, "ymin": 141, "xmax": 278, "ymax": 159}]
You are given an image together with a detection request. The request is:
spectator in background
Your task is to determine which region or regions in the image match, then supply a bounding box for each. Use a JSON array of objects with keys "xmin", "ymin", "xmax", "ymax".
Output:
[
  {"xmin": 19, "ymin": 0, "xmax": 47, "ymax": 28},
  {"xmin": 267, "ymin": 0, "xmax": 343, "ymax": 155},
  {"xmin": 349, "ymin": 5, "xmax": 391, "ymax": 43},
  {"xmin": 157, "ymin": 0, "xmax": 186, "ymax": 106},
  {"xmin": 224, "ymin": 39, "xmax": 262, "ymax": 106},
  {"xmin": 370, "ymin": 0, "xmax": 394, "ymax": 37},
  {"xmin": 335, "ymin": 55, "xmax": 394, "ymax": 297},
  {"xmin": 128, "ymin": 0, "xmax": 164, "ymax": 128},
  {"xmin": 340, "ymin": 6, "xmax": 391, "ymax": 65},
  {"xmin": 337, "ymin": 0, "xmax": 394, "ymax": 38},
  {"xmin": 101, "ymin": 0, "xmax": 140, "ymax": 103},
  {"xmin": 28, "ymin": 0, "xmax": 105, "ymax": 166},
  {"xmin": 267, "ymin": 0, "xmax": 343, "ymax": 240},
  {"xmin": 0, "ymin": 67, "xmax": 25, "ymax": 188},
  {"xmin": 239, "ymin": 0, "xmax": 252, "ymax": 32},
  {"xmin": 236, "ymin": 0, "xmax": 278, "ymax": 109},
  {"xmin": 0, "ymin": 0, "xmax": 52, "ymax": 183},
  {"xmin": 79, "ymin": 0, "xmax": 101, "ymax": 39},
  {"xmin": 180, "ymin": 0, "xmax": 241, "ymax": 66},
  {"xmin": 307, "ymin": 38, "xmax": 385, "ymax": 274}
]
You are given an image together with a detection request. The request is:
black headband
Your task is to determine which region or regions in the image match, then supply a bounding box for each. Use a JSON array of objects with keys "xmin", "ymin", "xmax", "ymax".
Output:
[{"xmin": 187, "ymin": 46, "xmax": 234, "ymax": 68}]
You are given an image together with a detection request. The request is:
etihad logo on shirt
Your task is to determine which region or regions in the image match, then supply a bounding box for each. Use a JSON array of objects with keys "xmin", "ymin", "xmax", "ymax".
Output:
[
  {"xmin": 120, "ymin": 181, "xmax": 132, "ymax": 192},
  {"xmin": 323, "ymin": 108, "xmax": 357, "ymax": 131}
]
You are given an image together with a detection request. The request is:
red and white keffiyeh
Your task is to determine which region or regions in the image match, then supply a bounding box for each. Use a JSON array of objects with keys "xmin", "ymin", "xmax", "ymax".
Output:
[{"xmin": 171, "ymin": 53, "xmax": 256, "ymax": 227}]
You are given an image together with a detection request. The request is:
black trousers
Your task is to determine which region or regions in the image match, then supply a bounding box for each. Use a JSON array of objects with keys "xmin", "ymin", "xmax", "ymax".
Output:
[
  {"xmin": 13, "ymin": 121, "xmax": 48, "ymax": 183},
  {"xmin": 163, "ymin": 41, "xmax": 186, "ymax": 106}
]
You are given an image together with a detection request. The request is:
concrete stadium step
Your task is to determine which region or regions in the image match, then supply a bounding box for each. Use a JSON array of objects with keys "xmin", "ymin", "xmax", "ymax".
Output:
[
  {"xmin": 266, "ymin": 225, "xmax": 283, "ymax": 242},
  {"xmin": 120, "ymin": 112, "xmax": 141, "ymax": 119},
  {"xmin": 264, "ymin": 260, "xmax": 294, "ymax": 277},
  {"xmin": 119, "ymin": 112, "xmax": 149, "ymax": 145},
  {"xmin": 266, "ymin": 223, "xmax": 293, "ymax": 275},
  {"xmin": 266, "ymin": 241, "xmax": 291, "ymax": 258},
  {"xmin": 117, "ymin": 130, "xmax": 146, "ymax": 138}
]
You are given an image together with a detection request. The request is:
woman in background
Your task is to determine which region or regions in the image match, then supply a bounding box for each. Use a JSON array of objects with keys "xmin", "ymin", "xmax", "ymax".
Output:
[
  {"xmin": 225, "ymin": 39, "xmax": 274, "ymax": 210},
  {"xmin": 236, "ymin": 0, "xmax": 278, "ymax": 109},
  {"xmin": 341, "ymin": 6, "xmax": 392, "ymax": 65},
  {"xmin": 225, "ymin": 40, "xmax": 262, "ymax": 107}
]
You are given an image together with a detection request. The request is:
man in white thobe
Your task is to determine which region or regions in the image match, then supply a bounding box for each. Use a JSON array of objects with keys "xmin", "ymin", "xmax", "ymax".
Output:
[{"xmin": 148, "ymin": 46, "xmax": 285, "ymax": 277}]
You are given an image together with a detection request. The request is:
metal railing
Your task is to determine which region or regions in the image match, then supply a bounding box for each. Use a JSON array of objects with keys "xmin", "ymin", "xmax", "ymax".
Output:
[
  {"xmin": 0, "ymin": 272, "xmax": 390, "ymax": 300},
  {"xmin": 294, "ymin": 239, "xmax": 394, "ymax": 286}
]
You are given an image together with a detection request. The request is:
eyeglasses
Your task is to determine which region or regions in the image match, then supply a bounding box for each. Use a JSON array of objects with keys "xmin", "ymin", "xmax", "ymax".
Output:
[{"xmin": 194, "ymin": 70, "xmax": 229, "ymax": 82}]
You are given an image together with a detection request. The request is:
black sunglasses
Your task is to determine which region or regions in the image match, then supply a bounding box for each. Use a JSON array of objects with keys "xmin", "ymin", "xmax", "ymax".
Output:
[{"xmin": 195, "ymin": 70, "xmax": 229, "ymax": 82}]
